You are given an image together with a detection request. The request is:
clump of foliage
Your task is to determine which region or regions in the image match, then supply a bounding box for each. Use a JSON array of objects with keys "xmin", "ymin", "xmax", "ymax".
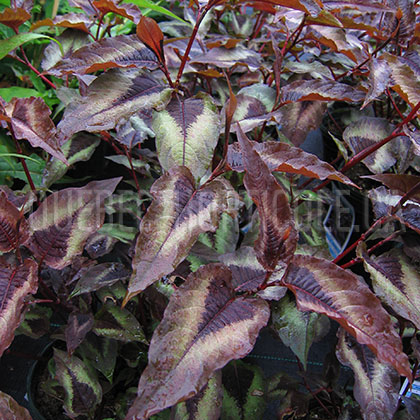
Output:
[{"xmin": 0, "ymin": 0, "xmax": 419, "ymax": 419}]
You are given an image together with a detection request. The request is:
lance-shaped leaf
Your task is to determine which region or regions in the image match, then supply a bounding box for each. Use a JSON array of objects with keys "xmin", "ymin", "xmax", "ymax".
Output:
[
  {"xmin": 93, "ymin": 0, "xmax": 142, "ymax": 21},
  {"xmin": 17, "ymin": 304, "xmax": 52, "ymax": 339},
  {"xmin": 362, "ymin": 58, "xmax": 392, "ymax": 108},
  {"xmin": 0, "ymin": 390, "xmax": 33, "ymax": 420},
  {"xmin": 0, "ymin": 191, "xmax": 28, "ymax": 252},
  {"xmin": 42, "ymin": 132, "xmax": 100, "ymax": 188},
  {"xmin": 3, "ymin": 97, "xmax": 66, "ymax": 163},
  {"xmin": 280, "ymin": 101, "xmax": 327, "ymax": 146},
  {"xmin": 93, "ymin": 303, "xmax": 147, "ymax": 344},
  {"xmin": 363, "ymin": 174, "xmax": 420, "ymax": 204},
  {"xmin": 53, "ymin": 348, "xmax": 102, "ymax": 418},
  {"xmin": 136, "ymin": 16, "xmax": 165, "ymax": 63},
  {"xmin": 31, "ymin": 12, "xmax": 92, "ymax": 33},
  {"xmin": 57, "ymin": 69, "xmax": 172, "ymax": 143},
  {"xmin": 237, "ymin": 127, "xmax": 297, "ymax": 271},
  {"xmin": 255, "ymin": 0, "xmax": 321, "ymax": 16},
  {"xmin": 125, "ymin": 166, "xmax": 239, "ymax": 303},
  {"xmin": 0, "ymin": 259, "xmax": 38, "ymax": 357},
  {"xmin": 153, "ymin": 93, "xmax": 220, "ymax": 181},
  {"xmin": 49, "ymin": 35, "xmax": 159, "ymax": 76},
  {"xmin": 336, "ymin": 329, "xmax": 400, "ymax": 420},
  {"xmin": 70, "ymin": 262, "xmax": 130, "ymax": 297},
  {"xmin": 227, "ymin": 140, "xmax": 356, "ymax": 186},
  {"xmin": 27, "ymin": 178, "xmax": 121, "ymax": 269},
  {"xmin": 282, "ymin": 254, "xmax": 411, "ymax": 379},
  {"xmin": 0, "ymin": 7, "xmax": 30, "ymax": 32},
  {"xmin": 125, "ymin": 264, "xmax": 270, "ymax": 420},
  {"xmin": 343, "ymin": 117, "xmax": 397, "ymax": 174},
  {"xmin": 281, "ymin": 80, "xmax": 365, "ymax": 104},
  {"xmin": 219, "ymin": 246, "xmax": 287, "ymax": 298},
  {"xmin": 272, "ymin": 294, "xmax": 330, "ymax": 369},
  {"xmin": 383, "ymin": 53, "xmax": 420, "ymax": 108},
  {"xmin": 190, "ymin": 46, "xmax": 261, "ymax": 72},
  {"xmin": 172, "ymin": 371, "xmax": 223, "ymax": 420},
  {"xmin": 65, "ymin": 312, "xmax": 94, "ymax": 355},
  {"xmin": 357, "ymin": 246, "xmax": 420, "ymax": 329},
  {"xmin": 79, "ymin": 334, "xmax": 118, "ymax": 383}
]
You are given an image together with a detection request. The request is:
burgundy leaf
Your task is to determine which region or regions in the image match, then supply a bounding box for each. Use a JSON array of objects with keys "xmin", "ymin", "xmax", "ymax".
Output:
[
  {"xmin": 0, "ymin": 191, "xmax": 28, "ymax": 252},
  {"xmin": 280, "ymin": 101, "xmax": 327, "ymax": 146},
  {"xmin": 136, "ymin": 16, "xmax": 165, "ymax": 63},
  {"xmin": 282, "ymin": 254, "xmax": 411, "ymax": 379},
  {"xmin": 0, "ymin": 7, "xmax": 30, "ymax": 31},
  {"xmin": 0, "ymin": 391, "xmax": 33, "ymax": 420},
  {"xmin": 0, "ymin": 259, "xmax": 38, "ymax": 357},
  {"xmin": 281, "ymin": 80, "xmax": 365, "ymax": 104},
  {"xmin": 227, "ymin": 140, "xmax": 357, "ymax": 187},
  {"xmin": 27, "ymin": 178, "xmax": 121, "ymax": 269},
  {"xmin": 31, "ymin": 13, "xmax": 92, "ymax": 33},
  {"xmin": 126, "ymin": 264, "xmax": 270, "ymax": 419},
  {"xmin": 68, "ymin": 0, "xmax": 98, "ymax": 15},
  {"xmin": 362, "ymin": 58, "xmax": 392, "ymax": 108},
  {"xmin": 93, "ymin": 0, "xmax": 141, "ymax": 21},
  {"xmin": 65, "ymin": 312, "xmax": 94, "ymax": 355},
  {"xmin": 3, "ymin": 97, "xmax": 66, "ymax": 163},
  {"xmin": 237, "ymin": 127, "xmax": 298, "ymax": 271},
  {"xmin": 49, "ymin": 34, "xmax": 159, "ymax": 76},
  {"xmin": 336, "ymin": 329, "xmax": 400, "ymax": 420}
]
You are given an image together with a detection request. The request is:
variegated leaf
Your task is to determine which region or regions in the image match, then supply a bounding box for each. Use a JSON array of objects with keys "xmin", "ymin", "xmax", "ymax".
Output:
[
  {"xmin": 237, "ymin": 127, "xmax": 298, "ymax": 271},
  {"xmin": 190, "ymin": 46, "xmax": 261, "ymax": 72},
  {"xmin": 153, "ymin": 93, "xmax": 220, "ymax": 181},
  {"xmin": 32, "ymin": 12, "xmax": 92, "ymax": 33},
  {"xmin": 49, "ymin": 34, "xmax": 159, "ymax": 76},
  {"xmin": 0, "ymin": 259, "xmax": 38, "ymax": 357},
  {"xmin": 343, "ymin": 117, "xmax": 397, "ymax": 174},
  {"xmin": 383, "ymin": 52, "xmax": 420, "ymax": 108},
  {"xmin": 93, "ymin": 303, "xmax": 147, "ymax": 344},
  {"xmin": 272, "ymin": 294, "xmax": 330, "ymax": 369},
  {"xmin": 27, "ymin": 178, "xmax": 121, "ymax": 269},
  {"xmin": 336, "ymin": 329, "xmax": 400, "ymax": 420},
  {"xmin": 280, "ymin": 101, "xmax": 327, "ymax": 146},
  {"xmin": 0, "ymin": 191, "xmax": 28, "ymax": 252},
  {"xmin": 261, "ymin": 0, "xmax": 321, "ymax": 16},
  {"xmin": 281, "ymin": 80, "xmax": 364, "ymax": 104},
  {"xmin": 53, "ymin": 348, "xmax": 102, "ymax": 418},
  {"xmin": 125, "ymin": 166, "xmax": 240, "ymax": 303},
  {"xmin": 70, "ymin": 262, "xmax": 130, "ymax": 297},
  {"xmin": 172, "ymin": 371, "xmax": 223, "ymax": 420},
  {"xmin": 0, "ymin": 390, "xmax": 33, "ymax": 420},
  {"xmin": 57, "ymin": 69, "xmax": 172, "ymax": 143},
  {"xmin": 282, "ymin": 254, "xmax": 411, "ymax": 379},
  {"xmin": 125, "ymin": 264, "xmax": 270, "ymax": 420},
  {"xmin": 42, "ymin": 132, "xmax": 100, "ymax": 188},
  {"xmin": 358, "ymin": 245, "xmax": 420, "ymax": 329},
  {"xmin": 3, "ymin": 97, "xmax": 66, "ymax": 162},
  {"xmin": 219, "ymin": 246, "xmax": 287, "ymax": 299},
  {"xmin": 65, "ymin": 312, "xmax": 94, "ymax": 355},
  {"xmin": 362, "ymin": 58, "xmax": 392, "ymax": 108},
  {"xmin": 227, "ymin": 140, "xmax": 356, "ymax": 186}
]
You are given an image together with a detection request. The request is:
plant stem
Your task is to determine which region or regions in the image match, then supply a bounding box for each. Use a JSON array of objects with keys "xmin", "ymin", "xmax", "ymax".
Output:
[
  {"xmin": 124, "ymin": 145, "xmax": 141, "ymax": 194},
  {"xmin": 333, "ymin": 216, "xmax": 390, "ymax": 264},
  {"xmin": 175, "ymin": 4, "xmax": 212, "ymax": 86},
  {"xmin": 19, "ymin": 46, "xmax": 57, "ymax": 90}
]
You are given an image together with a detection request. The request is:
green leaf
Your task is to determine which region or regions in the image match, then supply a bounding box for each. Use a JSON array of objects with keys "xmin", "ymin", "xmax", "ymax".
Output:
[
  {"xmin": 271, "ymin": 294, "xmax": 330, "ymax": 369},
  {"xmin": 126, "ymin": 264, "xmax": 270, "ymax": 419},
  {"xmin": 172, "ymin": 371, "xmax": 223, "ymax": 420},
  {"xmin": 0, "ymin": 152, "xmax": 45, "ymax": 186},
  {"xmin": 125, "ymin": 166, "xmax": 240, "ymax": 303},
  {"xmin": 53, "ymin": 348, "xmax": 102, "ymax": 418},
  {"xmin": 0, "ymin": 87, "xmax": 41, "ymax": 101},
  {"xmin": 0, "ymin": 32, "xmax": 57, "ymax": 60},
  {"xmin": 153, "ymin": 93, "xmax": 220, "ymax": 182},
  {"xmin": 93, "ymin": 303, "xmax": 147, "ymax": 344},
  {"xmin": 98, "ymin": 223, "xmax": 137, "ymax": 244},
  {"xmin": 122, "ymin": 0, "xmax": 186, "ymax": 22}
]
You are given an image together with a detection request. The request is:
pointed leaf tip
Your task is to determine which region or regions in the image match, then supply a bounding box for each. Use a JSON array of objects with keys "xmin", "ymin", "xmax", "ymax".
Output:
[{"xmin": 136, "ymin": 16, "xmax": 164, "ymax": 63}]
